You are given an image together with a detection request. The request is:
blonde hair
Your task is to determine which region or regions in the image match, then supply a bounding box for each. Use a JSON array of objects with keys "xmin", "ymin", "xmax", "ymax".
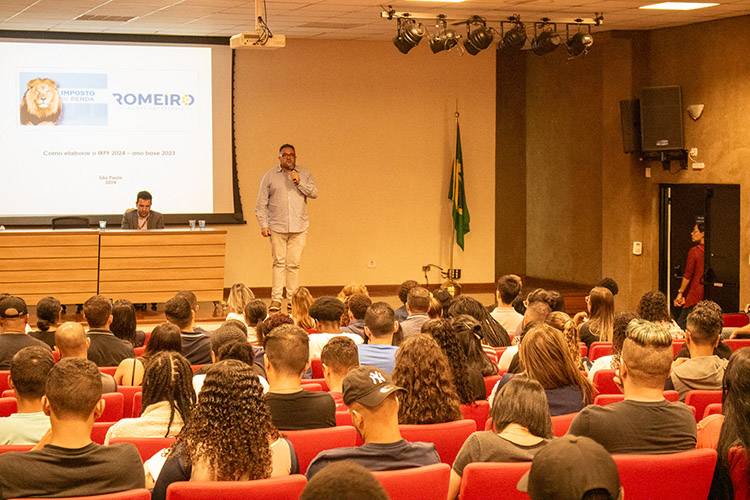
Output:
[
  {"xmin": 291, "ymin": 287, "xmax": 315, "ymax": 330},
  {"xmin": 545, "ymin": 311, "xmax": 584, "ymax": 370},
  {"xmin": 337, "ymin": 283, "xmax": 369, "ymax": 301},
  {"xmin": 226, "ymin": 283, "xmax": 254, "ymax": 315},
  {"xmin": 588, "ymin": 286, "xmax": 614, "ymax": 342}
]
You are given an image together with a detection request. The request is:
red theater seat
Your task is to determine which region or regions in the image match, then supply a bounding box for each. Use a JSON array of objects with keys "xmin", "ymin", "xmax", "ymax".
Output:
[
  {"xmin": 284, "ymin": 426, "xmax": 357, "ymax": 474},
  {"xmin": 460, "ymin": 401, "xmax": 490, "ymax": 431},
  {"xmin": 20, "ymin": 489, "xmax": 152, "ymax": 500},
  {"xmin": 685, "ymin": 390, "xmax": 722, "ymax": 423},
  {"xmin": 588, "ymin": 342, "xmax": 612, "ymax": 360},
  {"xmin": 109, "ymin": 437, "xmax": 176, "ymax": 463},
  {"xmin": 165, "ymin": 476, "xmax": 307, "ymax": 500},
  {"xmin": 310, "ymin": 358, "xmax": 324, "ymax": 378},
  {"xmin": 724, "ymin": 339, "xmax": 750, "ymax": 352},
  {"xmin": 91, "ymin": 422, "xmax": 115, "ymax": 444},
  {"xmin": 592, "ymin": 369, "xmax": 620, "ymax": 395},
  {"xmin": 399, "ymin": 420, "xmax": 476, "ymax": 466},
  {"xmin": 96, "ymin": 392, "xmax": 124, "ymax": 422},
  {"xmin": 372, "ymin": 463, "xmax": 451, "ymax": 500},
  {"xmin": 458, "ymin": 461, "xmax": 532, "ymax": 500},
  {"xmin": 551, "ymin": 413, "xmax": 577, "ymax": 437},
  {"xmin": 0, "ymin": 444, "xmax": 33, "ymax": 454},
  {"xmin": 117, "ymin": 386, "xmax": 143, "ymax": 418}
]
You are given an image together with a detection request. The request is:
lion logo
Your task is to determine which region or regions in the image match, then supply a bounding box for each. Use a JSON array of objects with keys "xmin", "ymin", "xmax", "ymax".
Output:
[{"xmin": 20, "ymin": 78, "xmax": 62, "ymax": 126}]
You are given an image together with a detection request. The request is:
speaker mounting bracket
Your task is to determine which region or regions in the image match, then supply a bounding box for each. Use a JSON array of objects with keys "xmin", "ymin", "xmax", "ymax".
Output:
[{"xmin": 639, "ymin": 149, "xmax": 688, "ymax": 170}]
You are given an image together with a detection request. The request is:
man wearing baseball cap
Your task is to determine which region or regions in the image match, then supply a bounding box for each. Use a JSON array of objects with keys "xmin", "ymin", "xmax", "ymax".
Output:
[
  {"xmin": 305, "ymin": 365, "xmax": 440, "ymax": 478},
  {"xmin": 517, "ymin": 435, "xmax": 623, "ymax": 500},
  {"xmin": 0, "ymin": 296, "xmax": 51, "ymax": 370}
]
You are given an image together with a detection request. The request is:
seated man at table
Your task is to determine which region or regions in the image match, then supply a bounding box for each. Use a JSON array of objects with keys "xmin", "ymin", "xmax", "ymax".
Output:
[
  {"xmin": 121, "ymin": 190, "xmax": 165, "ymax": 230},
  {"xmin": 84, "ymin": 295, "xmax": 135, "ymax": 367},
  {"xmin": 0, "ymin": 358, "xmax": 144, "ymax": 498},
  {"xmin": 305, "ymin": 365, "xmax": 440, "ymax": 478},
  {"xmin": 0, "ymin": 346, "xmax": 55, "ymax": 445},
  {"xmin": 567, "ymin": 319, "xmax": 696, "ymax": 454}
]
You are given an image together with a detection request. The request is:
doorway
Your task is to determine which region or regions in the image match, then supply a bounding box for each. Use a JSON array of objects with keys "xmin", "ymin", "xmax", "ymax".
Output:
[{"xmin": 659, "ymin": 184, "xmax": 741, "ymax": 316}]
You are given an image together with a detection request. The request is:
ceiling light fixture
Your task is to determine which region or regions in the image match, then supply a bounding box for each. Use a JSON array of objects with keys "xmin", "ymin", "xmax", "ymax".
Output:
[
  {"xmin": 393, "ymin": 17, "xmax": 426, "ymax": 54},
  {"xmin": 497, "ymin": 14, "xmax": 527, "ymax": 53},
  {"xmin": 640, "ymin": 2, "xmax": 718, "ymax": 9},
  {"xmin": 464, "ymin": 16, "xmax": 494, "ymax": 55},
  {"xmin": 531, "ymin": 19, "xmax": 561, "ymax": 56},
  {"xmin": 430, "ymin": 15, "xmax": 460, "ymax": 53},
  {"xmin": 565, "ymin": 21, "xmax": 593, "ymax": 57}
]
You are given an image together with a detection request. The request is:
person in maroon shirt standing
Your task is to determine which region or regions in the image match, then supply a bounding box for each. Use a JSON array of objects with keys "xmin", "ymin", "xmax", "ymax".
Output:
[{"xmin": 674, "ymin": 222, "xmax": 705, "ymax": 330}]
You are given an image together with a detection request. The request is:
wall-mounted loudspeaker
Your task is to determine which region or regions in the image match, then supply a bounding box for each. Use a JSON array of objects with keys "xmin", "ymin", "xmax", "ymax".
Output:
[
  {"xmin": 639, "ymin": 86, "xmax": 684, "ymax": 152},
  {"xmin": 619, "ymin": 99, "xmax": 641, "ymax": 154}
]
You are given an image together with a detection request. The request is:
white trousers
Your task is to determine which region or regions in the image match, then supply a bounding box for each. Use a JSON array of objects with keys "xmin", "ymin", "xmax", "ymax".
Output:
[{"xmin": 269, "ymin": 230, "xmax": 307, "ymax": 301}]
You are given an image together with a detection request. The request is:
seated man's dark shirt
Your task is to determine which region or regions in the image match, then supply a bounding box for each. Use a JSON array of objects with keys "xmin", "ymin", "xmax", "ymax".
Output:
[
  {"xmin": 266, "ymin": 390, "xmax": 336, "ymax": 430},
  {"xmin": 87, "ymin": 330, "xmax": 135, "ymax": 367},
  {"xmin": 29, "ymin": 331, "xmax": 55, "ymax": 349},
  {"xmin": 306, "ymin": 439, "xmax": 440, "ymax": 478},
  {"xmin": 0, "ymin": 334, "xmax": 52, "ymax": 370},
  {"xmin": 0, "ymin": 442, "xmax": 144, "ymax": 498},
  {"xmin": 180, "ymin": 333, "xmax": 212, "ymax": 365},
  {"xmin": 567, "ymin": 399, "xmax": 697, "ymax": 454}
]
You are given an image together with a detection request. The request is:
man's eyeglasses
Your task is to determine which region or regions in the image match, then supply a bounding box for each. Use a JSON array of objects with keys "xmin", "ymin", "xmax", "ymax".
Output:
[{"xmin": 280, "ymin": 153, "xmax": 296, "ymax": 158}]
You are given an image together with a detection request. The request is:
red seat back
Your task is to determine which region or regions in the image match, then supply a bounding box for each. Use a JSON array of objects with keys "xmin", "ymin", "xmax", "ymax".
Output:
[
  {"xmin": 310, "ymin": 358, "xmax": 324, "ymax": 378},
  {"xmin": 117, "ymin": 386, "xmax": 143, "ymax": 418},
  {"xmin": 672, "ymin": 340, "xmax": 686, "ymax": 358},
  {"xmin": 91, "ymin": 421, "xmax": 115, "ymax": 444},
  {"xmin": 551, "ymin": 413, "xmax": 577, "ymax": 437},
  {"xmin": 589, "ymin": 342, "xmax": 613, "ymax": 361},
  {"xmin": 372, "ymin": 463, "xmax": 451, "ymax": 500},
  {"xmin": 664, "ymin": 390, "xmax": 679, "ymax": 402},
  {"xmin": 685, "ymin": 390, "xmax": 722, "ymax": 423},
  {"xmin": 0, "ymin": 444, "xmax": 33, "ymax": 454},
  {"xmin": 458, "ymin": 461, "xmax": 532, "ymax": 500},
  {"xmin": 459, "ymin": 401, "xmax": 490, "ymax": 431},
  {"xmin": 110, "ymin": 437, "xmax": 176, "ymax": 463},
  {"xmin": 96, "ymin": 392, "xmax": 124, "ymax": 422},
  {"xmin": 399, "ymin": 420, "xmax": 476, "ymax": 465},
  {"xmin": 613, "ymin": 448, "xmax": 717, "ymax": 500},
  {"xmin": 580, "ymin": 344, "xmax": 588, "ymax": 358},
  {"xmin": 724, "ymin": 339, "xmax": 750, "ymax": 352},
  {"xmin": 284, "ymin": 426, "xmax": 357, "ymax": 474},
  {"xmin": 728, "ymin": 446, "xmax": 749, "ymax": 500},
  {"xmin": 0, "ymin": 397, "xmax": 17, "ymax": 417},
  {"xmin": 0, "ymin": 371, "xmax": 10, "ymax": 393},
  {"xmin": 305, "ymin": 378, "xmax": 329, "ymax": 391},
  {"xmin": 484, "ymin": 375, "xmax": 503, "ymax": 398},
  {"xmin": 704, "ymin": 403, "xmax": 723, "ymax": 418},
  {"xmin": 21, "ymin": 489, "xmax": 151, "ymax": 500},
  {"xmin": 592, "ymin": 369, "xmax": 620, "ymax": 395},
  {"xmin": 1, "ymin": 389, "xmax": 13, "ymax": 398},
  {"xmin": 133, "ymin": 392, "xmax": 143, "ymax": 417},
  {"xmin": 723, "ymin": 314, "xmax": 749, "ymax": 328},
  {"xmin": 594, "ymin": 394, "xmax": 624, "ymax": 406},
  {"xmin": 165, "ymin": 476, "xmax": 308, "ymax": 500},
  {"xmin": 99, "ymin": 367, "xmax": 118, "ymax": 376},
  {"xmin": 335, "ymin": 410, "xmax": 352, "ymax": 427},
  {"xmin": 134, "ymin": 347, "xmax": 146, "ymax": 356},
  {"xmin": 300, "ymin": 383, "xmax": 322, "ymax": 392}
]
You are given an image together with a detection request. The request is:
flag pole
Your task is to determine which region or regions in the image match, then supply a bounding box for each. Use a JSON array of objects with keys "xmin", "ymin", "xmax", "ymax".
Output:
[{"xmin": 450, "ymin": 104, "xmax": 459, "ymax": 275}]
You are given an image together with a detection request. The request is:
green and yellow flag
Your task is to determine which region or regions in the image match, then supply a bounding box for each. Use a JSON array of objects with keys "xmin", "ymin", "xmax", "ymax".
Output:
[{"xmin": 449, "ymin": 122, "xmax": 470, "ymax": 250}]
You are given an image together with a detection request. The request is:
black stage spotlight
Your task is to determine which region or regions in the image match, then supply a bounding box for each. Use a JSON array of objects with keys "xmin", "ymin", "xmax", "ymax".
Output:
[
  {"xmin": 430, "ymin": 15, "xmax": 460, "ymax": 53},
  {"xmin": 565, "ymin": 23, "xmax": 593, "ymax": 57},
  {"xmin": 531, "ymin": 20, "xmax": 561, "ymax": 55},
  {"xmin": 463, "ymin": 16, "xmax": 493, "ymax": 55},
  {"xmin": 497, "ymin": 15, "xmax": 527, "ymax": 53},
  {"xmin": 393, "ymin": 17, "xmax": 425, "ymax": 54}
]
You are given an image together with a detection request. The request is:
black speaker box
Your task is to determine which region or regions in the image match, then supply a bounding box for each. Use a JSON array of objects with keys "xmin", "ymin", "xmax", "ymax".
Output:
[
  {"xmin": 640, "ymin": 86, "xmax": 684, "ymax": 152},
  {"xmin": 619, "ymin": 99, "xmax": 641, "ymax": 154}
]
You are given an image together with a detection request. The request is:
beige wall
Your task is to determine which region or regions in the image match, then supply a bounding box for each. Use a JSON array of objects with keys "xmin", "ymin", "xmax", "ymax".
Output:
[
  {"xmin": 219, "ymin": 39, "xmax": 497, "ymax": 290},
  {"xmin": 503, "ymin": 15, "xmax": 750, "ymax": 310}
]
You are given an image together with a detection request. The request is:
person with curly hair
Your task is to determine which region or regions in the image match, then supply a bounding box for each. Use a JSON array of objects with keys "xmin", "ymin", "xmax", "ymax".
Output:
[
  {"xmin": 105, "ymin": 351, "xmax": 195, "ymax": 444},
  {"xmin": 637, "ymin": 290, "xmax": 683, "ymax": 338},
  {"xmin": 113, "ymin": 322, "xmax": 182, "ymax": 387},
  {"xmin": 491, "ymin": 324, "xmax": 594, "ymax": 416},
  {"xmin": 392, "ymin": 334, "xmax": 462, "ymax": 424},
  {"xmin": 341, "ymin": 293, "xmax": 372, "ymax": 340},
  {"xmin": 421, "ymin": 318, "xmax": 477, "ymax": 404},
  {"xmin": 448, "ymin": 376, "xmax": 553, "ymax": 500},
  {"xmin": 447, "ymin": 295, "xmax": 510, "ymax": 347},
  {"xmin": 290, "ymin": 287, "xmax": 315, "ymax": 332},
  {"xmin": 452, "ymin": 314, "xmax": 496, "ymax": 400},
  {"xmin": 545, "ymin": 311, "xmax": 587, "ymax": 371},
  {"xmin": 152, "ymin": 360, "xmax": 298, "ymax": 500}
]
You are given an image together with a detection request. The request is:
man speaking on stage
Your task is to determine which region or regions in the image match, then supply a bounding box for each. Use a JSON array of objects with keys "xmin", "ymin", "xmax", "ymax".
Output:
[{"xmin": 255, "ymin": 144, "xmax": 318, "ymax": 313}]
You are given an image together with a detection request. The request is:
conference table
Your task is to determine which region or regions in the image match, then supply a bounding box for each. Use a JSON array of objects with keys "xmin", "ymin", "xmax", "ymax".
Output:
[{"xmin": 0, "ymin": 228, "xmax": 226, "ymax": 304}]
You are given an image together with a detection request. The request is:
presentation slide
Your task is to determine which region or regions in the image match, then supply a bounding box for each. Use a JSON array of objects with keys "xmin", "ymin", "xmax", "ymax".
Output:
[{"xmin": 0, "ymin": 39, "xmax": 234, "ymax": 220}]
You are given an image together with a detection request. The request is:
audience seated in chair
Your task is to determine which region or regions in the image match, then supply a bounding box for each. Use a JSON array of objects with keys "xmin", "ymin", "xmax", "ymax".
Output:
[
  {"xmin": 0, "ymin": 296, "xmax": 52, "ymax": 370},
  {"xmin": 265, "ymin": 325, "xmax": 335, "ymax": 430},
  {"xmin": 578, "ymin": 287, "xmax": 615, "ymax": 350},
  {"xmin": 490, "ymin": 275, "xmax": 524, "ymax": 334},
  {"xmin": 165, "ymin": 296, "xmax": 211, "ymax": 365},
  {"xmin": 320, "ymin": 336, "xmax": 359, "ymax": 407},
  {"xmin": 29, "ymin": 297, "xmax": 62, "ymax": 349},
  {"xmin": 452, "ymin": 314, "xmax": 497, "ymax": 398},
  {"xmin": 568, "ymin": 319, "xmax": 696, "ymax": 454},
  {"xmin": 392, "ymin": 334, "xmax": 462, "ymax": 425},
  {"xmin": 358, "ymin": 302, "xmax": 399, "ymax": 374},
  {"xmin": 244, "ymin": 298, "xmax": 268, "ymax": 345},
  {"xmin": 340, "ymin": 293, "xmax": 371, "ymax": 341},
  {"xmin": 56, "ymin": 322, "xmax": 118, "ymax": 393},
  {"xmin": 305, "ymin": 365, "xmax": 440, "ymax": 478},
  {"xmin": 307, "ymin": 297, "xmax": 363, "ymax": 358},
  {"xmin": 448, "ymin": 376, "xmax": 552, "ymax": 500},
  {"xmin": 497, "ymin": 295, "xmax": 552, "ymax": 372},
  {"xmin": 84, "ymin": 295, "xmax": 135, "ymax": 367},
  {"xmin": 0, "ymin": 346, "xmax": 54, "ymax": 445},
  {"xmin": 588, "ymin": 311, "xmax": 638, "ymax": 381},
  {"xmin": 447, "ymin": 295, "xmax": 510, "ymax": 348},
  {"xmin": 400, "ymin": 287, "xmax": 431, "ymax": 340},
  {"xmin": 422, "ymin": 318, "xmax": 480, "ymax": 404},
  {"xmin": 0, "ymin": 358, "xmax": 144, "ymax": 498},
  {"xmin": 114, "ymin": 322, "xmax": 182, "ymax": 387},
  {"xmin": 105, "ymin": 351, "xmax": 195, "ymax": 444},
  {"xmin": 517, "ymin": 434, "xmax": 623, "ymax": 500},
  {"xmin": 668, "ymin": 300, "xmax": 728, "ymax": 400},
  {"xmin": 152, "ymin": 360, "xmax": 298, "ymax": 500}
]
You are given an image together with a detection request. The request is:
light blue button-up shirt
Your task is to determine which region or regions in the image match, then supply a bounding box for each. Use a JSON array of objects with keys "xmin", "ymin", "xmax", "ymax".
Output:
[{"xmin": 255, "ymin": 165, "xmax": 318, "ymax": 233}]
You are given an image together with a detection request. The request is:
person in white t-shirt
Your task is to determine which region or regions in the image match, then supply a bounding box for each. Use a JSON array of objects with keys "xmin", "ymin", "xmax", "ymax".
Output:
[{"xmin": 490, "ymin": 275, "xmax": 524, "ymax": 334}]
